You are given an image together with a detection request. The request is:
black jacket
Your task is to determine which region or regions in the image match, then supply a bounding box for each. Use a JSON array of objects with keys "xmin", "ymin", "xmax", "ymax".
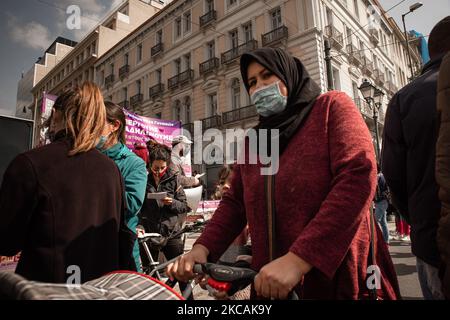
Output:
[
  {"xmin": 139, "ymin": 169, "xmax": 190, "ymax": 237},
  {"xmin": 0, "ymin": 134, "xmax": 135, "ymax": 283},
  {"xmin": 382, "ymin": 57, "xmax": 443, "ymax": 267}
]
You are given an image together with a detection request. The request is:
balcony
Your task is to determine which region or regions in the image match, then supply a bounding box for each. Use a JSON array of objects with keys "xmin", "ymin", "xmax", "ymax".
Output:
[
  {"xmin": 118, "ymin": 100, "xmax": 129, "ymax": 109},
  {"xmin": 130, "ymin": 93, "xmax": 143, "ymax": 108},
  {"xmin": 222, "ymin": 105, "xmax": 257, "ymax": 124},
  {"xmin": 373, "ymin": 69, "xmax": 385, "ymax": 86},
  {"xmin": 368, "ymin": 28, "xmax": 379, "ymax": 45},
  {"xmin": 202, "ymin": 115, "xmax": 222, "ymax": 130},
  {"xmin": 361, "ymin": 57, "xmax": 374, "ymax": 76},
  {"xmin": 346, "ymin": 44, "xmax": 362, "ymax": 66},
  {"xmin": 149, "ymin": 83, "xmax": 164, "ymax": 98},
  {"xmin": 324, "ymin": 25, "xmax": 344, "ymax": 51},
  {"xmin": 119, "ymin": 65, "xmax": 130, "ymax": 79},
  {"xmin": 221, "ymin": 40, "xmax": 258, "ymax": 65},
  {"xmin": 386, "ymin": 80, "xmax": 398, "ymax": 95},
  {"xmin": 105, "ymin": 74, "xmax": 115, "ymax": 87},
  {"xmin": 182, "ymin": 123, "xmax": 194, "ymax": 135},
  {"xmin": 200, "ymin": 10, "xmax": 217, "ymax": 28},
  {"xmin": 168, "ymin": 69, "xmax": 194, "ymax": 90},
  {"xmin": 151, "ymin": 42, "xmax": 164, "ymax": 57},
  {"xmin": 199, "ymin": 57, "xmax": 220, "ymax": 75},
  {"xmin": 354, "ymin": 98, "xmax": 372, "ymax": 118},
  {"xmin": 262, "ymin": 26, "xmax": 288, "ymax": 47}
]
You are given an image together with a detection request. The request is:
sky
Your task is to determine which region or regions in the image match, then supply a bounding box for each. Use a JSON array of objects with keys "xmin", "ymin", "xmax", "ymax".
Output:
[{"xmin": 0, "ymin": 0, "xmax": 449, "ymax": 117}]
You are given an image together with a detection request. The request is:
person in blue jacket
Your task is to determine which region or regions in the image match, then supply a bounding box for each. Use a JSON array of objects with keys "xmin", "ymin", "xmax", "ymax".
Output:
[{"xmin": 98, "ymin": 101, "xmax": 148, "ymax": 271}]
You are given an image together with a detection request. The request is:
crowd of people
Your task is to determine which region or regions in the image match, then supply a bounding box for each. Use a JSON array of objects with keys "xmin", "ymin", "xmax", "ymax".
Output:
[{"xmin": 0, "ymin": 16, "xmax": 449, "ymax": 300}]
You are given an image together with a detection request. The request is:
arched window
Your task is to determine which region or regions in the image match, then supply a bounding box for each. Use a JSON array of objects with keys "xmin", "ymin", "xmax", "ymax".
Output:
[{"xmin": 231, "ymin": 78, "xmax": 240, "ymax": 110}]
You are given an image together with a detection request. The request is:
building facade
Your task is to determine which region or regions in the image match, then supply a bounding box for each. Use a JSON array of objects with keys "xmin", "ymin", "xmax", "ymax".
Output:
[
  {"xmin": 16, "ymin": 37, "xmax": 77, "ymax": 119},
  {"xmin": 94, "ymin": 0, "xmax": 421, "ymax": 195}
]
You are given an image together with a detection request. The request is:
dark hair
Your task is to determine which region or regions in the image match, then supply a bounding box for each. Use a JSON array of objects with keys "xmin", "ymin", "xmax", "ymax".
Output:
[
  {"xmin": 104, "ymin": 101, "xmax": 126, "ymax": 144},
  {"xmin": 428, "ymin": 16, "xmax": 450, "ymax": 59},
  {"xmin": 218, "ymin": 164, "xmax": 234, "ymax": 185},
  {"xmin": 149, "ymin": 143, "xmax": 172, "ymax": 165}
]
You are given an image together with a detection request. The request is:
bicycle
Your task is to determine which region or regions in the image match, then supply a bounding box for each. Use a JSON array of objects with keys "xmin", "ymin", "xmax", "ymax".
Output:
[{"xmin": 137, "ymin": 218, "xmax": 207, "ymax": 299}]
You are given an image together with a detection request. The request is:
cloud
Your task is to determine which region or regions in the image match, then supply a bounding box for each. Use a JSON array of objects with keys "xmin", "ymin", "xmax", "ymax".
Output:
[{"xmin": 7, "ymin": 15, "xmax": 53, "ymax": 50}]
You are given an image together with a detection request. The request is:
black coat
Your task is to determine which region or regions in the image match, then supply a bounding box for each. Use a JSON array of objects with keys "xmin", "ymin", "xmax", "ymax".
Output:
[
  {"xmin": 139, "ymin": 169, "xmax": 190, "ymax": 237},
  {"xmin": 382, "ymin": 57, "xmax": 443, "ymax": 267},
  {"xmin": 0, "ymin": 134, "xmax": 135, "ymax": 283}
]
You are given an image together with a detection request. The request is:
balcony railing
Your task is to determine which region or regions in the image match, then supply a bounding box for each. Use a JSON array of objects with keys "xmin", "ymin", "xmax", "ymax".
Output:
[
  {"xmin": 168, "ymin": 69, "xmax": 194, "ymax": 90},
  {"xmin": 262, "ymin": 25, "xmax": 288, "ymax": 47},
  {"xmin": 118, "ymin": 100, "xmax": 129, "ymax": 109},
  {"xmin": 199, "ymin": 57, "xmax": 220, "ymax": 75},
  {"xmin": 324, "ymin": 25, "xmax": 344, "ymax": 51},
  {"xmin": 149, "ymin": 83, "xmax": 164, "ymax": 98},
  {"xmin": 368, "ymin": 28, "xmax": 379, "ymax": 45},
  {"xmin": 346, "ymin": 44, "xmax": 362, "ymax": 66},
  {"xmin": 373, "ymin": 69, "xmax": 385, "ymax": 85},
  {"xmin": 202, "ymin": 115, "xmax": 222, "ymax": 130},
  {"xmin": 130, "ymin": 93, "xmax": 143, "ymax": 107},
  {"xmin": 361, "ymin": 57, "xmax": 374, "ymax": 76},
  {"xmin": 386, "ymin": 81, "xmax": 398, "ymax": 95},
  {"xmin": 105, "ymin": 74, "xmax": 115, "ymax": 87},
  {"xmin": 222, "ymin": 105, "xmax": 257, "ymax": 124},
  {"xmin": 200, "ymin": 10, "xmax": 217, "ymax": 28},
  {"xmin": 119, "ymin": 65, "xmax": 130, "ymax": 79},
  {"xmin": 151, "ymin": 42, "xmax": 164, "ymax": 57},
  {"xmin": 221, "ymin": 40, "xmax": 258, "ymax": 65},
  {"xmin": 182, "ymin": 123, "xmax": 194, "ymax": 135},
  {"xmin": 354, "ymin": 98, "xmax": 372, "ymax": 118}
]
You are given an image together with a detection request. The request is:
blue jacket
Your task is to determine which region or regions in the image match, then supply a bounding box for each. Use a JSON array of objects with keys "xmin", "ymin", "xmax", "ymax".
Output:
[{"xmin": 102, "ymin": 142, "xmax": 147, "ymax": 271}]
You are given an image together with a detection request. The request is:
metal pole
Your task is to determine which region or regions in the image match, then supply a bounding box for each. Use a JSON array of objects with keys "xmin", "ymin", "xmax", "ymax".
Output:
[
  {"xmin": 402, "ymin": 13, "xmax": 415, "ymax": 81},
  {"xmin": 324, "ymin": 39, "xmax": 334, "ymax": 91},
  {"xmin": 373, "ymin": 104, "xmax": 381, "ymax": 164}
]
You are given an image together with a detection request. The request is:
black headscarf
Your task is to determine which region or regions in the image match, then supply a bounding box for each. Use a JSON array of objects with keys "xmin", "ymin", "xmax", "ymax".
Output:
[{"xmin": 240, "ymin": 48, "xmax": 321, "ymax": 154}]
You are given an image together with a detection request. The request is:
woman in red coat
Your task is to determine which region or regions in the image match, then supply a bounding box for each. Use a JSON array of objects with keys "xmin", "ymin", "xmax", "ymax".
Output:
[{"xmin": 167, "ymin": 48, "xmax": 400, "ymax": 300}]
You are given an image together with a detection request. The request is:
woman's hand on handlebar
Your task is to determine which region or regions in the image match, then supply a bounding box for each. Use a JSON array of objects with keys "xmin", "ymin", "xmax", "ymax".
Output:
[
  {"xmin": 254, "ymin": 252, "xmax": 312, "ymax": 300},
  {"xmin": 166, "ymin": 244, "xmax": 209, "ymax": 283}
]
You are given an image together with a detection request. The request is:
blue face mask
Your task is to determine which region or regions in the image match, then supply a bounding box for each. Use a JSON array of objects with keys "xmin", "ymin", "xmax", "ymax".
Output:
[{"xmin": 250, "ymin": 81, "xmax": 288, "ymax": 117}]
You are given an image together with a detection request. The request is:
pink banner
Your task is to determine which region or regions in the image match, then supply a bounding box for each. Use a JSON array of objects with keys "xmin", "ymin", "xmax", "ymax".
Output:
[
  {"xmin": 123, "ymin": 109, "xmax": 181, "ymax": 149},
  {"xmin": 0, "ymin": 254, "xmax": 20, "ymax": 272}
]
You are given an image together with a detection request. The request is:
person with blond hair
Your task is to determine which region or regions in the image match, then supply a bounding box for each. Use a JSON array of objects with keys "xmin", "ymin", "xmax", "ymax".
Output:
[{"xmin": 0, "ymin": 82, "xmax": 135, "ymax": 283}]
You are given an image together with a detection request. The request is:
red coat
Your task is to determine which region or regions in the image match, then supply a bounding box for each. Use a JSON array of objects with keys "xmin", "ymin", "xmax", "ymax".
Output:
[
  {"xmin": 133, "ymin": 145, "xmax": 149, "ymax": 166},
  {"xmin": 195, "ymin": 91, "xmax": 401, "ymax": 299}
]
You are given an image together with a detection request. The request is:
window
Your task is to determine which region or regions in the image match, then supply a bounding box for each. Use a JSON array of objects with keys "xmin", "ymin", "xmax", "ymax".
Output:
[
  {"xmin": 123, "ymin": 87, "xmax": 128, "ymax": 101},
  {"xmin": 230, "ymin": 29, "xmax": 238, "ymax": 49},
  {"xmin": 228, "ymin": 0, "xmax": 237, "ymax": 8},
  {"xmin": 208, "ymin": 93, "xmax": 218, "ymax": 116},
  {"xmin": 326, "ymin": 7, "xmax": 333, "ymax": 27},
  {"xmin": 271, "ymin": 7, "xmax": 282, "ymax": 29},
  {"xmin": 155, "ymin": 112, "xmax": 162, "ymax": 119},
  {"xmin": 332, "ymin": 68, "xmax": 341, "ymax": 90},
  {"xmin": 346, "ymin": 27, "xmax": 353, "ymax": 45},
  {"xmin": 184, "ymin": 11, "xmax": 191, "ymax": 33},
  {"xmin": 353, "ymin": 0, "xmax": 360, "ymax": 20},
  {"xmin": 185, "ymin": 97, "xmax": 192, "ymax": 123},
  {"xmin": 156, "ymin": 30, "xmax": 163, "ymax": 44},
  {"xmin": 136, "ymin": 80, "xmax": 141, "ymax": 95},
  {"xmin": 156, "ymin": 68, "xmax": 162, "ymax": 83},
  {"xmin": 137, "ymin": 44, "xmax": 142, "ymax": 63},
  {"xmin": 359, "ymin": 39, "xmax": 364, "ymax": 50},
  {"xmin": 231, "ymin": 78, "xmax": 240, "ymax": 110},
  {"xmin": 206, "ymin": 0, "xmax": 214, "ymax": 12},
  {"xmin": 207, "ymin": 41, "xmax": 215, "ymax": 59},
  {"xmin": 174, "ymin": 58, "xmax": 181, "ymax": 75},
  {"xmin": 243, "ymin": 22, "xmax": 253, "ymax": 43},
  {"xmin": 174, "ymin": 100, "xmax": 182, "ymax": 121},
  {"xmin": 124, "ymin": 53, "xmax": 129, "ymax": 65},
  {"xmin": 352, "ymin": 82, "xmax": 359, "ymax": 100},
  {"xmin": 175, "ymin": 17, "xmax": 182, "ymax": 38},
  {"xmin": 184, "ymin": 53, "xmax": 191, "ymax": 71},
  {"xmin": 110, "ymin": 63, "xmax": 114, "ymax": 75}
]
